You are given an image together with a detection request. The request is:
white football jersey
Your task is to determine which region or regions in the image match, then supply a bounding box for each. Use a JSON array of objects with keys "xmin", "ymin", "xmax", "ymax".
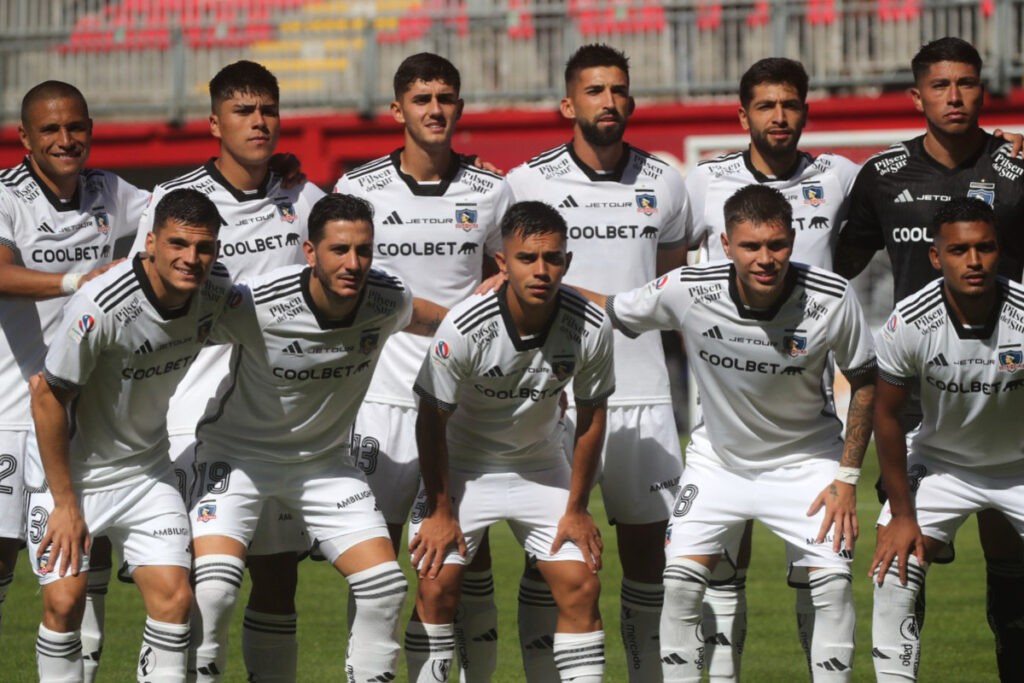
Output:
[
  {"xmin": 0, "ymin": 159, "xmax": 148, "ymax": 430},
  {"xmin": 334, "ymin": 150, "xmax": 512, "ymax": 408},
  {"xmin": 685, "ymin": 150, "xmax": 859, "ymax": 269},
  {"xmin": 876, "ymin": 277, "xmax": 1024, "ymax": 475},
  {"xmin": 130, "ymin": 160, "xmax": 326, "ymax": 437},
  {"xmin": 608, "ymin": 261, "xmax": 875, "ymax": 469},
  {"xmin": 36, "ymin": 256, "xmax": 233, "ymax": 490},
  {"xmin": 197, "ymin": 265, "xmax": 412, "ymax": 462},
  {"xmin": 414, "ymin": 285, "xmax": 615, "ymax": 473},
  {"xmin": 505, "ymin": 143, "xmax": 689, "ymax": 407}
]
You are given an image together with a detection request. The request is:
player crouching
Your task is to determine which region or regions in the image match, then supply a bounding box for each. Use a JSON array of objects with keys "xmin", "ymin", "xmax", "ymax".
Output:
[
  {"xmin": 28, "ymin": 189, "xmax": 231, "ymax": 682},
  {"xmin": 870, "ymin": 197, "xmax": 1024, "ymax": 681},
  {"xmin": 407, "ymin": 201, "xmax": 614, "ymax": 682}
]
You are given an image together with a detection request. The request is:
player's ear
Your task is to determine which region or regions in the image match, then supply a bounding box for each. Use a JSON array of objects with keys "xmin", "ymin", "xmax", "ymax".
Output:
[
  {"xmin": 721, "ymin": 231, "xmax": 731, "ymax": 259},
  {"xmin": 564, "ymin": 250, "xmax": 572, "ymax": 275},
  {"xmin": 17, "ymin": 123, "xmax": 29, "ymax": 152},
  {"xmin": 909, "ymin": 86, "xmax": 924, "ymax": 114},
  {"xmin": 494, "ymin": 250, "xmax": 508, "ymax": 278},
  {"xmin": 209, "ymin": 112, "xmax": 221, "ymax": 140},
  {"xmin": 559, "ymin": 96, "xmax": 575, "ymax": 122},
  {"xmin": 390, "ymin": 99, "xmax": 405, "ymax": 125},
  {"xmin": 144, "ymin": 231, "xmax": 156, "ymax": 260},
  {"xmin": 928, "ymin": 241, "xmax": 941, "ymax": 271},
  {"xmin": 302, "ymin": 239, "xmax": 316, "ymax": 268},
  {"xmin": 626, "ymin": 97, "xmax": 636, "ymax": 116},
  {"xmin": 737, "ymin": 105, "xmax": 750, "ymax": 131}
]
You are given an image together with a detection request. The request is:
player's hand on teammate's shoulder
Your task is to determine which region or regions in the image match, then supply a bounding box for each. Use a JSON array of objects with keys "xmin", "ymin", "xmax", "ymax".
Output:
[
  {"xmin": 466, "ymin": 154, "xmax": 505, "ymax": 176},
  {"xmin": 993, "ymin": 129, "xmax": 1024, "ymax": 158},
  {"xmin": 80, "ymin": 257, "xmax": 126, "ymax": 286},
  {"xmin": 269, "ymin": 152, "xmax": 307, "ymax": 188},
  {"xmin": 869, "ymin": 515, "xmax": 925, "ymax": 586},
  {"xmin": 552, "ymin": 510, "xmax": 603, "ymax": 573},
  {"xmin": 409, "ymin": 509, "xmax": 467, "ymax": 580},
  {"xmin": 474, "ymin": 272, "xmax": 504, "ymax": 295},
  {"xmin": 807, "ymin": 481, "xmax": 858, "ymax": 553}
]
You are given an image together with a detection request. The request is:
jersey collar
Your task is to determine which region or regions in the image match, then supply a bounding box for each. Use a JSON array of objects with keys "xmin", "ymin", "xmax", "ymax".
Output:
[
  {"xmin": 204, "ymin": 157, "xmax": 272, "ymax": 202},
  {"xmin": 911, "ymin": 133, "xmax": 991, "ymax": 176},
  {"xmin": 389, "ymin": 148, "xmax": 461, "ymax": 196},
  {"xmin": 742, "ymin": 148, "xmax": 806, "ymax": 183},
  {"xmin": 132, "ymin": 254, "xmax": 193, "ymax": 320},
  {"xmin": 300, "ymin": 266, "xmax": 365, "ymax": 329},
  {"xmin": 727, "ymin": 263, "xmax": 799, "ymax": 321},
  {"xmin": 496, "ymin": 282, "xmax": 559, "ymax": 351},
  {"xmin": 941, "ymin": 279, "xmax": 1004, "ymax": 340},
  {"xmin": 565, "ymin": 141, "xmax": 632, "ymax": 182},
  {"xmin": 22, "ymin": 156, "xmax": 82, "ymax": 212}
]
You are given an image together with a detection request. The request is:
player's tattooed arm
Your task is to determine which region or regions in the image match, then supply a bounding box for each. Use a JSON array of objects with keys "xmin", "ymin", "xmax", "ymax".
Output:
[
  {"xmin": 807, "ymin": 370, "xmax": 875, "ymax": 552},
  {"xmin": 409, "ymin": 402, "xmax": 466, "ymax": 579},
  {"xmin": 553, "ymin": 400, "xmax": 606, "ymax": 572},
  {"xmin": 406, "ymin": 298, "xmax": 448, "ymax": 337},
  {"xmin": 869, "ymin": 377, "xmax": 925, "ymax": 585},
  {"xmin": 0, "ymin": 244, "xmax": 122, "ymax": 299},
  {"xmin": 832, "ymin": 241, "xmax": 876, "ymax": 280},
  {"xmin": 28, "ymin": 372, "xmax": 89, "ymax": 577}
]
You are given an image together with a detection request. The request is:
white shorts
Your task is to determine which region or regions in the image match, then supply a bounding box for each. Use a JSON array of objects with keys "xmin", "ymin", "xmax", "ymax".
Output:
[
  {"xmin": 665, "ymin": 457, "xmax": 852, "ymax": 568},
  {"xmin": 568, "ymin": 404, "xmax": 682, "ymax": 525},
  {"xmin": 26, "ymin": 476, "xmax": 191, "ymax": 585},
  {"xmin": 353, "ymin": 402, "xmax": 421, "ymax": 525},
  {"xmin": 190, "ymin": 449, "xmax": 388, "ymax": 564},
  {"xmin": 0, "ymin": 430, "xmax": 28, "ymax": 541},
  {"xmin": 408, "ymin": 464, "xmax": 585, "ymax": 568},
  {"xmin": 876, "ymin": 456, "xmax": 1024, "ymax": 544}
]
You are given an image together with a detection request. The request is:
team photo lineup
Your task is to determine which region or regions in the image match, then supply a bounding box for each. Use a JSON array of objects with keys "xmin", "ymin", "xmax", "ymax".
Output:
[{"xmin": 0, "ymin": 27, "xmax": 1022, "ymax": 683}]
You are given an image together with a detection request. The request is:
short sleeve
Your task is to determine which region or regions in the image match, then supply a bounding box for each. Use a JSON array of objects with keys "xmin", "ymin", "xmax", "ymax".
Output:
[
  {"xmin": 826, "ymin": 284, "xmax": 876, "ymax": 377},
  {"xmin": 484, "ymin": 182, "xmax": 514, "ymax": 257},
  {"xmin": 395, "ymin": 284, "xmax": 414, "ymax": 333},
  {"xmin": 413, "ymin": 315, "xmax": 470, "ymax": 412},
  {"xmin": 683, "ymin": 166, "xmax": 711, "ymax": 248},
  {"xmin": 874, "ymin": 309, "xmax": 917, "ymax": 386},
  {"xmin": 0, "ymin": 191, "xmax": 17, "ymax": 253},
  {"xmin": 333, "ymin": 174, "xmax": 353, "ymax": 195},
  {"xmin": 128, "ymin": 186, "xmax": 163, "ymax": 256},
  {"xmin": 115, "ymin": 177, "xmax": 150, "ymax": 241},
  {"xmin": 605, "ymin": 269, "xmax": 689, "ymax": 338},
  {"xmin": 43, "ymin": 293, "xmax": 106, "ymax": 392},
  {"xmin": 836, "ymin": 165, "xmax": 884, "ymax": 251},
  {"xmin": 572, "ymin": 316, "xmax": 615, "ymax": 405},
  {"xmin": 208, "ymin": 283, "xmax": 257, "ymax": 346},
  {"xmin": 657, "ymin": 169, "xmax": 690, "ymax": 250}
]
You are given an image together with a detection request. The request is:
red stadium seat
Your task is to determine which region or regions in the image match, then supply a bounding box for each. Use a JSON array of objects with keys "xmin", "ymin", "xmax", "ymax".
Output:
[
  {"xmin": 506, "ymin": 0, "xmax": 534, "ymax": 38},
  {"xmin": 806, "ymin": 0, "xmax": 835, "ymax": 25},
  {"xmin": 696, "ymin": 1, "xmax": 722, "ymax": 30},
  {"xmin": 569, "ymin": 0, "xmax": 666, "ymax": 35},
  {"xmin": 877, "ymin": 0, "xmax": 922, "ymax": 22},
  {"xmin": 746, "ymin": 1, "xmax": 770, "ymax": 26}
]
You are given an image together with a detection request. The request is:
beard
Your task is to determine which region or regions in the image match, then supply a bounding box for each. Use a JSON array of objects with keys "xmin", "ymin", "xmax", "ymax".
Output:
[
  {"xmin": 750, "ymin": 126, "xmax": 801, "ymax": 165},
  {"xmin": 578, "ymin": 113, "xmax": 626, "ymax": 148}
]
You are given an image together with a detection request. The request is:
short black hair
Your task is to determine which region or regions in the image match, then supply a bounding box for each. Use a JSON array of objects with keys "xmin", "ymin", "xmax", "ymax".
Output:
[
  {"xmin": 564, "ymin": 44, "xmax": 630, "ymax": 88},
  {"xmin": 209, "ymin": 60, "xmax": 279, "ymax": 110},
  {"xmin": 723, "ymin": 185, "xmax": 793, "ymax": 233},
  {"xmin": 393, "ymin": 53, "xmax": 461, "ymax": 98},
  {"xmin": 930, "ymin": 196, "xmax": 996, "ymax": 238},
  {"xmin": 309, "ymin": 193, "xmax": 375, "ymax": 244},
  {"xmin": 500, "ymin": 201, "xmax": 567, "ymax": 241},
  {"xmin": 911, "ymin": 37, "xmax": 982, "ymax": 83},
  {"xmin": 153, "ymin": 188, "xmax": 223, "ymax": 235},
  {"xmin": 21, "ymin": 81, "xmax": 89, "ymax": 125},
  {"xmin": 739, "ymin": 58, "xmax": 809, "ymax": 108}
]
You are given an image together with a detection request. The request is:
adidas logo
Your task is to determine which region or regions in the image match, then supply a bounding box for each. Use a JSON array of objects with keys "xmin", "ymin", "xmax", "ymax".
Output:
[
  {"xmin": 706, "ymin": 632, "xmax": 731, "ymax": 646},
  {"xmin": 382, "ymin": 211, "xmax": 403, "ymax": 225},
  {"xmin": 472, "ymin": 628, "xmax": 498, "ymax": 642},
  {"xmin": 525, "ymin": 635, "xmax": 554, "ymax": 651},
  {"xmin": 661, "ymin": 653, "xmax": 688, "ymax": 665},
  {"xmin": 38, "ymin": 221, "xmax": 54, "ymax": 233},
  {"xmin": 871, "ymin": 647, "xmax": 891, "ymax": 659},
  {"xmin": 702, "ymin": 326, "xmax": 723, "ymax": 339},
  {"xmin": 894, "ymin": 189, "xmax": 914, "ymax": 203},
  {"xmin": 369, "ymin": 673, "xmax": 396, "ymax": 682},
  {"xmin": 815, "ymin": 657, "xmax": 849, "ymax": 672},
  {"xmin": 134, "ymin": 340, "xmax": 153, "ymax": 354},
  {"xmin": 559, "ymin": 195, "xmax": 579, "ymax": 208},
  {"xmin": 483, "ymin": 365, "xmax": 504, "ymax": 378},
  {"xmin": 928, "ymin": 353, "xmax": 949, "ymax": 367},
  {"xmin": 282, "ymin": 341, "xmax": 304, "ymax": 355}
]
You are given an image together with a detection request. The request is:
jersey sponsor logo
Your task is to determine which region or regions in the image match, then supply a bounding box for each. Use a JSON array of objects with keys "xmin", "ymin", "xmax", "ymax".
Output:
[
  {"xmin": 891, "ymin": 226, "xmax": 930, "ymax": 243},
  {"xmin": 32, "ymin": 244, "xmax": 106, "ymax": 264},
  {"xmin": 282, "ymin": 341, "xmax": 304, "ymax": 355},
  {"xmin": 702, "ymin": 325, "xmax": 723, "ymax": 339},
  {"xmin": 802, "ymin": 183, "xmax": 825, "ymax": 206},
  {"xmin": 649, "ymin": 475, "xmax": 680, "ymax": 492},
  {"xmin": 272, "ymin": 360, "xmax": 373, "ymax": 380},
  {"xmin": 68, "ymin": 314, "xmax": 96, "ymax": 344},
  {"xmin": 227, "ymin": 287, "xmax": 244, "ymax": 309},
  {"xmin": 94, "ymin": 211, "xmax": 110, "ymax": 234},
  {"xmin": 366, "ymin": 288, "xmax": 397, "ymax": 314},
  {"xmin": 551, "ymin": 358, "xmax": 575, "ymax": 381},
  {"xmin": 276, "ymin": 201, "xmax": 298, "ymax": 223},
  {"xmin": 967, "ymin": 182, "xmax": 995, "ymax": 205},
  {"xmin": 38, "ymin": 221, "xmax": 54, "ymax": 233},
  {"xmin": 115, "ymin": 297, "xmax": 144, "ymax": 327},
  {"xmin": 336, "ymin": 489, "xmax": 373, "ymax": 509},
  {"xmin": 37, "ymin": 551, "xmax": 53, "ymax": 575},
  {"xmin": 797, "ymin": 216, "xmax": 830, "ymax": 231},
  {"xmin": 376, "ymin": 241, "xmax": 464, "ymax": 257},
  {"xmin": 993, "ymin": 151, "xmax": 1024, "ymax": 181},
  {"xmin": 873, "ymin": 153, "xmax": 908, "ymax": 176},
  {"xmin": 783, "ymin": 333, "xmax": 808, "ymax": 357},
  {"xmin": 698, "ymin": 349, "xmax": 801, "ymax": 376},
  {"xmin": 636, "ymin": 192, "xmax": 658, "ymax": 215},
  {"xmin": 559, "ymin": 195, "xmax": 579, "ymax": 208},
  {"xmin": 220, "ymin": 234, "xmax": 293, "ymax": 258},
  {"xmin": 688, "ymin": 283, "xmax": 723, "ymax": 303},
  {"xmin": 354, "ymin": 169, "xmax": 394, "ymax": 191},
  {"xmin": 270, "ymin": 296, "xmax": 304, "ymax": 323},
  {"xmin": 455, "ymin": 205, "xmax": 479, "ymax": 231},
  {"xmin": 196, "ymin": 503, "xmax": 217, "ymax": 522},
  {"xmin": 654, "ymin": 274, "xmax": 669, "ymax": 290},
  {"xmin": 567, "ymin": 224, "xmax": 647, "ymax": 240},
  {"xmin": 928, "ymin": 353, "xmax": 948, "ymax": 367},
  {"xmin": 893, "ymin": 189, "xmax": 914, "ymax": 203},
  {"xmin": 539, "ymin": 157, "xmax": 572, "ymax": 180},
  {"xmin": 152, "ymin": 526, "xmax": 189, "ymax": 537},
  {"xmin": 359, "ymin": 330, "xmax": 380, "ymax": 354},
  {"xmin": 999, "ymin": 348, "xmax": 1023, "ymax": 372},
  {"xmin": 471, "ymin": 319, "xmax": 500, "ymax": 346},
  {"xmin": 458, "ymin": 241, "xmax": 478, "ymax": 255},
  {"xmin": 472, "ymin": 383, "xmax": 560, "ymax": 401},
  {"xmin": 121, "ymin": 352, "xmax": 197, "ymax": 380},
  {"xmin": 925, "ymin": 375, "xmax": 1013, "ymax": 394},
  {"xmin": 383, "ymin": 211, "xmax": 403, "ymax": 225},
  {"xmin": 435, "ymin": 340, "xmax": 450, "ymax": 359},
  {"xmin": 135, "ymin": 340, "xmax": 154, "ymax": 355}
]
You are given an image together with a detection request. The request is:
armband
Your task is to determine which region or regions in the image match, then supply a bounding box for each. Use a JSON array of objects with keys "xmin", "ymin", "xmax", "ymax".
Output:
[
  {"xmin": 60, "ymin": 272, "xmax": 84, "ymax": 295},
  {"xmin": 835, "ymin": 466, "xmax": 861, "ymax": 486}
]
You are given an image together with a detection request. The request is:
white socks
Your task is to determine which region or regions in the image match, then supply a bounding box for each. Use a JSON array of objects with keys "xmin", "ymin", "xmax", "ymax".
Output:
[
  {"xmin": 241, "ymin": 609, "xmax": 297, "ymax": 682},
  {"xmin": 661, "ymin": 558, "xmax": 711, "ymax": 683},
  {"xmin": 346, "ymin": 561, "xmax": 406, "ymax": 682},
  {"xmin": 872, "ymin": 556, "xmax": 927, "ymax": 681},
  {"xmin": 455, "ymin": 570, "xmax": 498, "ymax": 683},
  {"xmin": 620, "ymin": 578, "xmax": 664, "ymax": 682},
  {"xmin": 192, "ymin": 554, "xmax": 245, "ymax": 682},
  {"xmin": 138, "ymin": 617, "xmax": 189, "ymax": 682},
  {"xmin": 405, "ymin": 620, "xmax": 455, "ymax": 683}
]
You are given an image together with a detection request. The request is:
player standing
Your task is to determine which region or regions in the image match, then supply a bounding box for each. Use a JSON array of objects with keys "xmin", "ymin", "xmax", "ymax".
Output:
[
  {"xmin": 407, "ymin": 200, "xmax": 613, "ymax": 683},
  {"xmin": 834, "ymin": 37, "xmax": 1024, "ymax": 678},
  {"xmin": 0, "ymin": 81, "xmax": 148, "ymax": 676},
  {"xmin": 683, "ymin": 57, "xmax": 860, "ymax": 678},
  {"xmin": 504, "ymin": 44, "xmax": 689, "ymax": 681},
  {"xmin": 27, "ymin": 188, "xmax": 230, "ymax": 682},
  {"xmin": 129, "ymin": 60, "xmax": 325, "ymax": 681},
  {"xmin": 869, "ymin": 197, "xmax": 1024, "ymax": 680},
  {"xmin": 188, "ymin": 193, "xmax": 445, "ymax": 682},
  {"xmin": 333, "ymin": 52, "xmax": 512, "ymax": 681}
]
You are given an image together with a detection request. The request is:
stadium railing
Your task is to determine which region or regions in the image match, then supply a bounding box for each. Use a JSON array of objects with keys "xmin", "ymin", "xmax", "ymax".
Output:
[{"xmin": 0, "ymin": 0, "xmax": 1021, "ymax": 121}]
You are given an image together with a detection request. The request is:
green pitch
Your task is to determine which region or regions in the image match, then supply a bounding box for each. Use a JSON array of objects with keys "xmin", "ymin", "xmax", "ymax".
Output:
[{"xmin": 1, "ymin": 445, "xmax": 1000, "ymax": 681}]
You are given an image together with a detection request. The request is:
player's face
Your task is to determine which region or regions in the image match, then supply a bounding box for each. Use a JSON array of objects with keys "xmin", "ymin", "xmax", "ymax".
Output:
[
  {"xmin": 722, "ymin": 219, "xmax": 794, "ymax": 307},
  {"xmin": 911, "ymin": 61, "xmax": 983, "ymax": 137},
  {"xmin": 497, "ymin": 230, "xmax": 571, "ymax": 310},
  {"xmin": 18, "ymin": 96, "xmax": 92, "ymax": 189},
  {"xmin": 562, "ymin": 66, "xmax": 633, "ymax": 148},
  {"xmin": 210, "ymin": 90, "xmax": 280, "ymax": 168},
  {"xmin": 929, "ymin": 219, "xmax": 999, "ymax": 298},
  {"xmin": 391, "ymin": 79, "xmax": 463, "ymax": 150},
  {"xmin": 739, "ymin": 82, "xmax": 807, "ymax": 160},
  {"xmin": 144, "ymin": 219, "xmax": 220, "ymax": 304},
  {"xmin": 304, "ymin": 218, "xmax": 373, "ymax": 303}
]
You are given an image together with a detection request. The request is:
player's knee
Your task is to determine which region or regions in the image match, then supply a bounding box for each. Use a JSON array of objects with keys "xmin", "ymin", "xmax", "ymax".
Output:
[
  {"xmin": 664, "ymin": 558, "xmax": 712, "ymax": 621},
  {"xmin": 42, "ymin": 584, "xmax": 86, "ymax": 629},
  {"xmin": 808, "ymin": 567, "xmax": 852, "ymax": 609},
  {"xmin": 551, "ymin": 568, "xmax": 601, "ymax": 618},
  {"xmin": 416, "ymin": 574, "xmax": 462, "ymax": 618},
  {"xmin": 149, "ymin": 578, "xmax": 193, "ymax": 623},
  {"xmin": 247, "ymin": 554, "xmax": 298, "ymax": 614}
]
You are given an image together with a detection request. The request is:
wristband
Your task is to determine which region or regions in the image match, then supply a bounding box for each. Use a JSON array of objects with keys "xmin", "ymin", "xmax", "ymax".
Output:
[
  {"xmin": 60, "ymin": 272, "xmax": 83, "ymax": 295},
  {"xmin": 835, "ymin": 466, "xmax": 861, "ymax": 485}
]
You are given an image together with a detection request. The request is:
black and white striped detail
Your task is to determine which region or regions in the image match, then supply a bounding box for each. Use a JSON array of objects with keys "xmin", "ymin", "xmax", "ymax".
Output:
[
  {"xmin": 554, "ymin": 640, "xmax": 604, "ymax": 676},
  {"xmin": 345, "ymin": 156, "xmax": 392, "ymax": 180},
  {"xmin": 518, "ymin": 582, "xmax": 555, "ymax": 609},
  {"xmin": 696, "ymin": 150, "xmax": 744, "ymax": 169},
  {"xmin": 461, "ymin": 573, "xmax": 494, "ymax": 599},
  {"xmin": 526, "ymin": 144, "xmax": 569, "ymax": 169},
  {"xmin": 43, "ymin": 368, "xmax": 81, "ymax": 395},
  {"xmin": 899, "ymin": 284, "xmax": 944, "ymax": 325},
  {"xmin": 161, "ymin": 166, "xmax": 209, "ymax": 191},
  {"xmin": 349, "ymin": 565, "xmax": 407, "ymax": 602},
  {"xmin": 243, "ymin": 612, "xmax": 296, "ymax": 636},
  {"xmin": 795, "ymin": 265, "xmax": 847, "ymax": 299},
  {"xmin": 1003, "ymin": 280, "xmax": 1024, "ymax": 313},
  {"xmin": 679, "ymin": 263, "xmax": 731, "ymax": 284},
  {"xmin": 412, "ymin": 384, "xmax": 457, "ymax": 413},
  {"xmin": 663, "ymin": 562, "xmax": 711, "ymax": 588},
  {"xmin": 453, "ymin": 296, "xmax": 501, "ymax": 334},
  {"xmin": 254, "ymin": 272, "xmax": 302, "ymax": 305},
  {"xmin": 459, "ymin": 158, "xmax": 503, "ymax": 181},
  {"xmin": 194, "ymin": 557, "xmax": 244, "ymax": 589},
  {"xmin": 483, "ymin": 365, "xmax": 504, "ymax": 378},
  {"xmin": 404, "ymin": 629, "xmax": 454, "ymax": 657},
  {"xmin": 96, "ymin": 269, "xmax": 141, "ymax": 313},
  {"xmin": 366, "ymin": 270, "xmax": 404, "ymax": 291},
  {"xmin": 36, "ymin": 631, "xmax": 82, "ymax": 659},
  {"xmin": 620, "ymin": 582, "xmax": 664, "ymax": 610},
  {"xmin": 0, "ymin": 162, "xmax": 33, "ymax": 190},
  {"xmin": 561, "ymin": 289, "xmax": 604, "ymax": 329},
  {"xmin": 143, "ymin": 621, "xmax": 189, "ymax": 652}
]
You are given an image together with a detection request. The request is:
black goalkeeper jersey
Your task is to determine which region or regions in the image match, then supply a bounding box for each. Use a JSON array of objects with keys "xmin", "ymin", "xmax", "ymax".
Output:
[{"xmin": 839, "ymin": 133, "xmax": 1024, "ymax": 303}]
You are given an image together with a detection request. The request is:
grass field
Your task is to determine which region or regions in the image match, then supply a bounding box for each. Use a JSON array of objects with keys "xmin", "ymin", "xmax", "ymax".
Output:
[{"xmin": 2, "ymin": 444, "xmax": 1001, "ymax": 681}]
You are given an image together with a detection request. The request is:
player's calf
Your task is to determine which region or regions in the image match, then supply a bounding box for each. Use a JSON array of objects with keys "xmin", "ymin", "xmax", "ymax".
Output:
[
  {"xmin": 538, "ymin": 560, "xmax": 604, "ymax": 682},
  {"xmin": 132, "ymin": 565, "xmax": 193, "ymax": 683},
  {"xmin": 806, "ymin": 567, "xmax": 854, "ymax": 681},
  {"xmin": 872, "ymin": 556, "xmax": 927, "ymax": 682},
  {"xmin": 346, "ymin": 561, "xmax": 407, "ymax": 682},
  {"xmin": 406, "ymin": 564, "xmax": 465, "ymax": 683},
  {"xmin": 518, "ymin": 567, "xmax": 559, "ymax": 681},
  {"xmin": 192, "ymin": 547, "xmax": 246, "ymax": 682},
  {"xmin": 82, "ymin": 563, "xmax": 111, "ymax": 682},
  {"xmin": 661, "ymin": 557, "xmax": 712, "ymax": 683},
  {"xmin": 702, "ymin": 573, "xmax": 747, "ymax": 682}
]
